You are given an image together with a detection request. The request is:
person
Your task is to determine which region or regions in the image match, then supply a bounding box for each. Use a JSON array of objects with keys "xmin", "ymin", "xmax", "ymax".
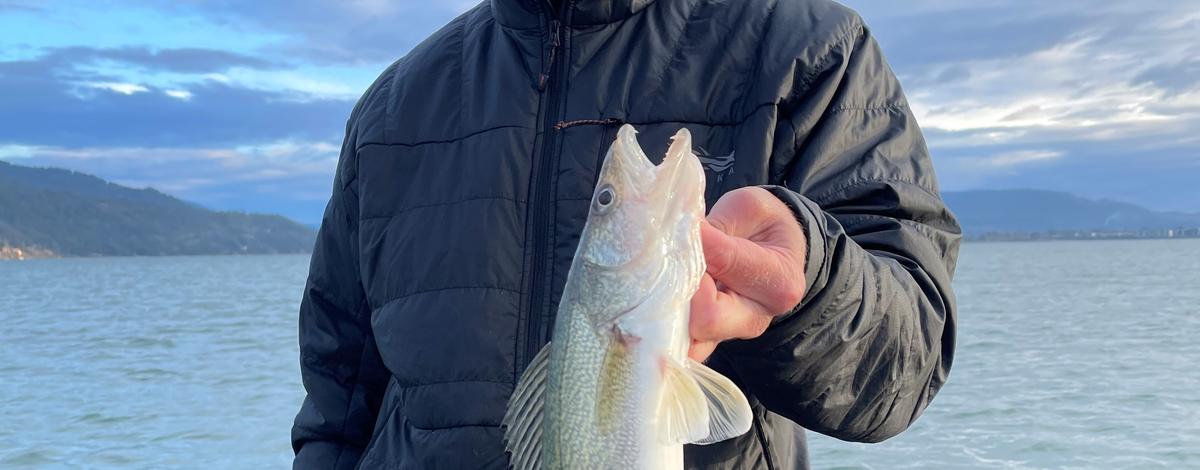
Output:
[{"xmin": 291, "ymin": 0, "xmax": 960, "ymax": 468}]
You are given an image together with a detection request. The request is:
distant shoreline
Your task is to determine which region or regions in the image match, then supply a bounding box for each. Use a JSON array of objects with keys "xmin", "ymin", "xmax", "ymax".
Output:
[
  {"xmin": 0, "ymin": 245, "xmax": 57, "ymax": 261},
  {"xmin": 0, "ymin": 247, "xmax": 311, "ymax": 261},
  {"xmin": 5, "ymin": 235, "xmax": 1200, "ymax": 261},
  {"xmin": 966, "ymin": 228, "xmax": 1200, "ymax": 242}
]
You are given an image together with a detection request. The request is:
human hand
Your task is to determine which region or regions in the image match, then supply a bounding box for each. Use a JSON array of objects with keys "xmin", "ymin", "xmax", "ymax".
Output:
[{"xmin": 689, "ymin": 187, "xmax": 808, "ymax": 362}]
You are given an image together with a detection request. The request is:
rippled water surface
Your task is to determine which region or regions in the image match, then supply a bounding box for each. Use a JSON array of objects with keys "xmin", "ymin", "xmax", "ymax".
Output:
[{"xmin": 2, "ymin": 240, "xmax": 1198, "ymax": 468}]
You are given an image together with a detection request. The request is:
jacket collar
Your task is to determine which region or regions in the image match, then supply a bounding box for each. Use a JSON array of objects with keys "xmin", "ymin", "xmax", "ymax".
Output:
[{"xmin": 493, "ymin": 0, "xmax": 656, "ymax": 30}]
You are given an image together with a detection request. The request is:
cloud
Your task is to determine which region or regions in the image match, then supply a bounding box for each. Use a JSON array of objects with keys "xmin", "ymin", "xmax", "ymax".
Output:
[
  {"xmin": 164, "ymin": 89, "xmax": 193, "ymax": 100},
  {"xmin": 1134, "ymin": 60, "xmax": 1200, "ymax": 95},
  {"xmin": 54, "ymin": 46, "xmax": 280, "ymax": 73},
  {"xmin": 980, "ymin": 150, "xmax": 1063, "ymax": 167},
  {"xmin": 846, "ymin": 0, "xmax": 1199, "ymax": 147},
  {"xmin": 0, "ymin": 52, "xmax": 354, "ymax": 148},
  {"xmin": 0, "ymin": 1, "xmax": 40, "ymax": 12},
  {"xmin": 8, "ymin": 140, "xmax": 342, "ymax": 223},
  {"xmin": 117, "ymin": 0, "xmax": 475, "ymax": 65},
  {"xmin": 0, "ymin": 144, "xmax": 37, "ymax": 159},
  {"xmin": 847, "ymin": 1, "xmax": 1090, "ymax": 69},
  {"xmin": 833, "ymin": 0, "xmax": 1200, "ymax": 213},
  {"xmin": 87, "ymin": 81, "xmax": 149, "ymax": 95},
  {"xmin": 3, "ymin": 45, "xmax": 279, "ymax": 76},
  {"xmin": 907, "ymin": 29, "xmax": 1197, "ymax": 141}
]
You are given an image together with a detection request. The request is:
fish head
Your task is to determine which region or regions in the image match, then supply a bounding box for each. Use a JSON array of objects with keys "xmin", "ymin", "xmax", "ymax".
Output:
[{"xmin": 575, "ymin": 124, "xmax": 707, "ymax": 335}]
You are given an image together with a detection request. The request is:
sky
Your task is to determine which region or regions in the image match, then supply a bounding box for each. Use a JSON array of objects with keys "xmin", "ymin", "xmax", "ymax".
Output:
[{"xmin": 1, "ymin": 0, "xmax": 1197, "ymax": 224}]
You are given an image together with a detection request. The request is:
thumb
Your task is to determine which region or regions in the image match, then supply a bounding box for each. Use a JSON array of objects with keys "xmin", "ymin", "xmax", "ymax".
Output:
[
  {"xmin": 701, "ymin": 218, "xmax": 804, "ymax": 316},
  {"xmin": 700, "ymin": 221, "xmax": 754, "ymax": 283}
]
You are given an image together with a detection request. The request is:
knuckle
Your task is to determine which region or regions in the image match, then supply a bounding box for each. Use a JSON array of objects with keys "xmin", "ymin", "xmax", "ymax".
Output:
[
  {"xmin": 741, "ymin": 315, "xmax": 771, "ymax": 340},
  {"xmin": 739, "ymin": 188, "xmax": 772, "ymax": 218},
  {"xmin": 754, "ymin": 317, "xmax": 771, "ymax": 337},
  {"xmin": 690, "ymin": 303, "xmax": 720, "ymax": 339},
  {"xmin": 772, "ymin": 282, "xmax": 805, "ymax": 314},
  {"xmin": 707, "ymin": 244, "xmax": 739, "ymax": 279}
]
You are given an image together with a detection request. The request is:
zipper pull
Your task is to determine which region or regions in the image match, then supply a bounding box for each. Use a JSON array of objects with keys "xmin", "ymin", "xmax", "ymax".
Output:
[
  {"xmin": 537, "ymin": 20, "xmax": 564, "ymax": 91},
  {"xmin": 549, "ymin": 20, "xmax": 562, "ymax": 47}
]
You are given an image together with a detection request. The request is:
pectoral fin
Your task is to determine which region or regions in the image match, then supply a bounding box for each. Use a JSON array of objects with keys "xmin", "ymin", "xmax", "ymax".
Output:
[
  {"xmin": 657, "ymin": 356, "xmax": 711, "ymax": 445},
  {"xmin": 503, "ymin": 343, "xmax": 550, "ymax": 470},
  {"xmin": 658, "ymin": 357, "xmax": 753, "ymax": 446},
  {"xmin": 685, "ymin": 359, "xmax": 753, "ymax": 444}
]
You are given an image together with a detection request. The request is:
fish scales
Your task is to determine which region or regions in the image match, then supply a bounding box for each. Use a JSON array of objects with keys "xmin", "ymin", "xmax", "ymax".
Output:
[{"xmin": 504, "ymin": 125, "xmax": 753, "ymax": 470}]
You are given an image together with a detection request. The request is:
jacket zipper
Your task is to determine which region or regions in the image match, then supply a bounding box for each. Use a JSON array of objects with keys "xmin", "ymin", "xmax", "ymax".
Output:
[{"xmin": 524, "ymin": 4, "xmax": 570, "ymax": 368}]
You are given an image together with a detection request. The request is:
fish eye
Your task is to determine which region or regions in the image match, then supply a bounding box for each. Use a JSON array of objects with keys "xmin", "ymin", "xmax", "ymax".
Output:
[{"xmin": 594, "ymin": 185, "xmax": 616, "ymax": 212}]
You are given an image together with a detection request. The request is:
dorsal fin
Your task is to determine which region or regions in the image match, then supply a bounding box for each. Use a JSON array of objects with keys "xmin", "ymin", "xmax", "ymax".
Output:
[{"xmin": 502, "ymin": 343, "xmax": 551, "ymax": 470}]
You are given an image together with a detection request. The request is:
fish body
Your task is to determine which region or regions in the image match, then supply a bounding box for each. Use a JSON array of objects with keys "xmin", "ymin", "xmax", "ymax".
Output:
[{"xmin": 503, "ymin": 125, "xmax": 752, "ymax": 470}]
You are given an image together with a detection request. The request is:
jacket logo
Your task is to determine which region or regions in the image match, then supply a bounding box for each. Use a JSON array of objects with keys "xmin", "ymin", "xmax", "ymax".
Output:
[{"xmin": 694, "ymin": 146, "xmax": 735, "ymax": 182}]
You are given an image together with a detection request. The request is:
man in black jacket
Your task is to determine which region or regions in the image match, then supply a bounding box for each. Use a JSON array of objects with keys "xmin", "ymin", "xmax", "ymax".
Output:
[{"xmin": 292, "ymin": 0, "xmax": 960, "ymax": 468}]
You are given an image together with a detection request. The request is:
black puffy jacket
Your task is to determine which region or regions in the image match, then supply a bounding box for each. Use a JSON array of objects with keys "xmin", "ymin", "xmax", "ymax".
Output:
[{"xmin": 292, "ymin": 0, "xmax": 960, "ymax": 468}]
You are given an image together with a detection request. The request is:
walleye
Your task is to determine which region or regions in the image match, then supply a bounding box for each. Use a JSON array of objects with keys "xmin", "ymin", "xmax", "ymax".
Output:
[{"xmin": 503, "ymin": 125, "xmax": 752, "ymax": 469}]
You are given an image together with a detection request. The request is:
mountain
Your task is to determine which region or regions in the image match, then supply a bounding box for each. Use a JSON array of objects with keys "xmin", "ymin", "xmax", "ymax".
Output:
[
  {"xmin": 0, "ymin": 161, "xmax": 315, "ymax": 258},
  {"xmin": 942, "ymin": 189, "xmax": 1200, "ymax": 236}
]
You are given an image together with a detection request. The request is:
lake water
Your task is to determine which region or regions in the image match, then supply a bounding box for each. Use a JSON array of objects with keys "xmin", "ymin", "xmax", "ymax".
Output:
[{"xmin": 1, "ymin": 240, "xmax": 1198, "ymax": 469}]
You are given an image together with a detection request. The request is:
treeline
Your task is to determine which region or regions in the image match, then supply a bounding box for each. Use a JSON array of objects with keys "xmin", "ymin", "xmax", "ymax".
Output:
[{"xmin": 0, "ymin": 161, "xmax": 314, "ymax": 258}]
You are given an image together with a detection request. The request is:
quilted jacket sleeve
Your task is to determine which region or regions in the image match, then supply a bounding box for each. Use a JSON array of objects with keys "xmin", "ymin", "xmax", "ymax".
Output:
[
  {"xmin": 291, "ymin": 108, "xmax": 389, "ymax": 469},
  {"xmin": 722, "ymin": 18, "xmax": 961, "ymax": 443}
]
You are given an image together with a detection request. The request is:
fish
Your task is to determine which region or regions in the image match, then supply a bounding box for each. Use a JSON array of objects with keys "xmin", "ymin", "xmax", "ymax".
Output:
[{"xmin": 502, "ymin": 125, "xmax": 753, "ymax": 469}]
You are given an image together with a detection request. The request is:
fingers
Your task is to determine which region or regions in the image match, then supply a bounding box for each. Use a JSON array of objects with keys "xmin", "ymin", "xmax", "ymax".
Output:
[
  {"xmin": 686, "ymin": 187, "xmax": 809, "ymax": 358},
  {"xmin": 700, "ymin": 222, "xmax": 802, "ymax": 316},
  {"xmin": 705, "ymin": 186, "xmax": 777, "ymax": 239},
  {"xmin": 690, "ymin": 273, "xmax": 773, "ymax": 343},
  {"xmin": 689, "ymin": 340, "xmax": 717, "ymax": 362}
]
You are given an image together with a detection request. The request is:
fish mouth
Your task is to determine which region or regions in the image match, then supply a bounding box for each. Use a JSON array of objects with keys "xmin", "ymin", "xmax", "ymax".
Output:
[
  {"xmin": 602, "ymin": 125, "xmax": 703, "ymax": 205},
  {"xmin": 651, "ymin": 128, "xmax": 696, "ymax": 195},
  {"xmin": 648, "ymin": 128, "xmax": 706, "ymax": 222},
  {"xmin": 605, "ymin": 125, "xmax": 656, "ymax": 194}
]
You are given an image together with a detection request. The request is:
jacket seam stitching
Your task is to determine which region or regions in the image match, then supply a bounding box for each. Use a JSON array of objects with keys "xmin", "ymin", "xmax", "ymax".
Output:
[
  {"xmin": 787, "ymin": 21, "xmax": 863, "ymax": 153},
  {"xmin": 810, "ymin": 178, "xmax": 940, "ymax": 207},
  {"xmin": 358, "ymin": 379, "xmax": 400, "ymax": 467},
  {"xmin": 304, "ymin": 279, "xmax": 358, "ymax": 317},
  {"xmin": 396, "ymin": 378, "xmax": 513, "ymax": 388},
  {"xmin": 355, "ymin": 124, "xmax": 530, "ymax": 151},
  {"xmin": 739, "ymin": 0, "xmax": 779, "ymax": 118},
  {"xmin": 457, "ymin": 17, "xmax": 467, "ymax": 141},
  {"xmin": 810, "ymin": 258, "xmax": 858, "ymax": 345},
  {"xmin": 384, "ymin": 61, "xmax": 402, "ymax": 145},
  {"xmin": 359, "ymin": 195, "xmax": 525, "ymax": 221},
  {"xmin": 827, "ymin": 102, "xmax": 908, "ymax": 115},
  {"xmin": 834, "ymin": 213, "xmax": 942, "ymax": 240},
  {"xmin": 624, "ymin": 101, "xmax": 776, "ymax": 128},
  {"xmin": 378, "ymin": 285, "xmax": 521, "ymax": 309},
  {"xmin": 557, "ymin": 100, "xmax": 776, "ymax": 129},
  {"xmin": 332, "ymin": 296, "xmax": 372, "ymax": 467},
  {"xmin": 645, "ymin": 0, "xmax": 702, "ymax": 110},
  {"xmin": 791, "ymin": 25, "xmax": 859, "ymax": 108},
  {"xmin": 408, "ymin": 423, "xmax": 501, "ymax": 431},
  {"xmin": 332, "ymin": 144, "xmax": 368, "ymax": 466}
]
